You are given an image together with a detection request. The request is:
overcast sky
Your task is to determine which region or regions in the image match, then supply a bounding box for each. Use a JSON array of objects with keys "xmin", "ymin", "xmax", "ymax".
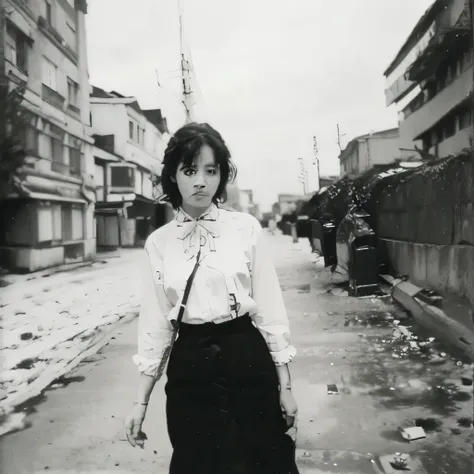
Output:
[{"xmin": 86, "ymin": 0, "xmax": 433, "ymax": 212}]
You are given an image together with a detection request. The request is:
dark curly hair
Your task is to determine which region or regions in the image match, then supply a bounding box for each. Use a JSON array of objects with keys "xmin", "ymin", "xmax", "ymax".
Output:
[{"xmin": 160, "ymin": 122, "xmax": 237, "ymax": 209}]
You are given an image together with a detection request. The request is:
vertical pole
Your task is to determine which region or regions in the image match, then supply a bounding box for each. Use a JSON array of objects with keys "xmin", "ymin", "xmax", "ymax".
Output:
[
  {"xmin": 0, "ymin": 0, "xmax": 7, "ymax": 144},
  {"xmin": 470, "ymin": 0, "xmax": 474, "ymax": 141}
]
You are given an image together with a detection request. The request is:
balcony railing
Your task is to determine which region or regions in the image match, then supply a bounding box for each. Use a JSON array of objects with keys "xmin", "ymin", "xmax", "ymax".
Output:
[{"xmin": 42, "ymin": 84, "xmax": 65, "ymax": 110}]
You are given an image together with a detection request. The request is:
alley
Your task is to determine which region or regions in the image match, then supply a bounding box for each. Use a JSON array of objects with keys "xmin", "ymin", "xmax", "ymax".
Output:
[{"xmin": 0, "ymin": 234, "xmax": 472, "ymax": 474}]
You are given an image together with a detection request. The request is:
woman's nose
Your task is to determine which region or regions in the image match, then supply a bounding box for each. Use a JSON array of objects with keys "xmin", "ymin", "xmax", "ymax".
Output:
[{"xmin": 193, "ymin": 173, "xmax": 206, "ymax": 188}]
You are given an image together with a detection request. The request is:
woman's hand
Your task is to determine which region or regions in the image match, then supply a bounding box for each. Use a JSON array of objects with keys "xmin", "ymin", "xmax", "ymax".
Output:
[
  {"xmin": 280, "ymin": 389, "xmax": 298, "ymax": 429},
  {"xmin": 125, "ymin": 403, "xmax": 148, "ymax": 448}
]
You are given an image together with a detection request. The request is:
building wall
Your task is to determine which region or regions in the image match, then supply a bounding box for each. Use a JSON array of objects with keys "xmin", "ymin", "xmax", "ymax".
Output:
[
  {"xmin": 399, "ymin": 65, "xmax": 473, "ymax": 149},
  {"xmin": 1, "ymin": 0, "xmax": 95, "ymax": 272},
  {"xmin": 340, "ymin": 133, "xmax": 400, "ymax": 176},
  {"xmin": 90, "ymin": 101, "xmax": 166, "ymax": 200}
]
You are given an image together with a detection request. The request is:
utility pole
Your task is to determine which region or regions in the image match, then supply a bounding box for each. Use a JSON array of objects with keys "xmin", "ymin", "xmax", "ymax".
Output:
[
  {"xmin": 297, "ymin": 157, "xmax": 308, "ymax": 195},
  {"xmin": 312, "ymin": 135, "xmax": 320, "ymax": 191},
  {"xmin": 336, "ymin": 124, "xmax": 346, "ymax": 153},
  {"xmin": 178, "ymin": 0, "xmax": 194, "ymax": 123}
]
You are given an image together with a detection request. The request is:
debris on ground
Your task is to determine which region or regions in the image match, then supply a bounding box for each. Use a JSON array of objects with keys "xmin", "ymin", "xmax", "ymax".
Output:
[
  {"xmin": 400, "ymin": 426, "xmax": 427, "ymax": 441},
  {"xmin": 327, "ymin": 384, "xmax": 339, "ymax": 395}
]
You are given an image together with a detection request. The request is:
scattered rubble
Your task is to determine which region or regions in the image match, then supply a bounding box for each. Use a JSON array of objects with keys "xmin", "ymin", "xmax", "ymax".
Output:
[{"xmin": 0, "ymin": 257, "xmax": 143, "ymax": 421}]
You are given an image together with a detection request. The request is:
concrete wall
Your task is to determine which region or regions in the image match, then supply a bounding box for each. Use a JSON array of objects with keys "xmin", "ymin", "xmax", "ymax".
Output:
[
  {"xmin": 376, "ymin": 156, "xmax": 474, "ymax": 304},
  {"xmin": 383, "ymin": 239, "xmax": 474, "ymax": 306}
]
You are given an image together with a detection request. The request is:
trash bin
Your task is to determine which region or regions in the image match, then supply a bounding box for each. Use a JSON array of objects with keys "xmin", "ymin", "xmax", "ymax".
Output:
[
  {"xmin": 296, "ymin": 215, "xmax": 310, "ymax": 239},
  {"xmin": 336, "ymin": 208, "xmax": 379, "ymax": 297},
  {"xmin": 310, "ymin": 218, "xmax": 337, "ymax": 267}
]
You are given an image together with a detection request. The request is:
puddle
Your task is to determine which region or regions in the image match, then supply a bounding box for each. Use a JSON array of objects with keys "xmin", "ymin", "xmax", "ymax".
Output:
[
  {"xmin": 414, "ymin": 417, "xmax": 443, "ymax": 432},
  {"xmin": 457, "ymin": 417, "xmax": 473, "ymax": 428},
  {"xmin": 48, "ymin": 375, "xmax": 85, "ymax": 388}
]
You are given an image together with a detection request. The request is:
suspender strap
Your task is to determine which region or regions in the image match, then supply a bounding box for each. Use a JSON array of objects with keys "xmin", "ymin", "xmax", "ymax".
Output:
[{"xmin": 154, "ymin": 248, "xmax": 202, "ymax": 380}]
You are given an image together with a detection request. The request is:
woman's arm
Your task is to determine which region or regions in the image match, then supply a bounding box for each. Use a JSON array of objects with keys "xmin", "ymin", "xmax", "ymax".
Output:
[
  {"xmin": 135, "ymin": 373, "xmax": 158, "ymax": 405},
  {"xmin": 249, "ymin": 218, "xmax": 297, "ymax": 370},
  {"xmin": 276, "ymin": 364, "xmax": 291, "ymax": 391},
  {"xmin": 133, "ymin": 239, "xmax": 174, "ymax": 400}
]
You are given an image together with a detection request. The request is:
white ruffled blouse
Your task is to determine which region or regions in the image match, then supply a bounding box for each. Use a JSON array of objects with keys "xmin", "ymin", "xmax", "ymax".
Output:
[{"xmin": 133, "ymin": 203, "xmax": 297, "ymax": 377}]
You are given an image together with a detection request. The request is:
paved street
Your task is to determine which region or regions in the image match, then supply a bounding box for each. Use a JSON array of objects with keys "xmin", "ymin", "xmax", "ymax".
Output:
[{"xmin": 0, "ymin": 233, "xmax": 472, "ymax": 474}]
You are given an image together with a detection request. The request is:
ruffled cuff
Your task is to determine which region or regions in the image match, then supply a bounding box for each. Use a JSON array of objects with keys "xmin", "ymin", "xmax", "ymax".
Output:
[
  {"xmin": 132, "ymin": 354, "xmax": 160, "ymax": 377},
  {"xmin": 270, "ymin": 344, "xmax": 297, "ymax": 366}
]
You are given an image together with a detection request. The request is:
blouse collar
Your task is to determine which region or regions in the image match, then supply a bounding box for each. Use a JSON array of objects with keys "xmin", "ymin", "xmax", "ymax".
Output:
[{"xmin": 175, "ymin": 203, "xmax": 219, "ymax": 224}]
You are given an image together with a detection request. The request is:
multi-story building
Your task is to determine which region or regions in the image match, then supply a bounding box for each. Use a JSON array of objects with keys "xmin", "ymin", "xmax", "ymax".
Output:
[
  {"xmin": 0, "ymin": 0, "xmax": 96, "ymax": 272},
  {"xmin": 90, "ymin": 86, "xmax": 171, "ymax": 248},
  {"xmin": 338, "ymin": 128, "xmax": 401, "ymax": 177},
  {"xmin": 384, "ymin": 0, "xmax": 473, "ymax": 160}
]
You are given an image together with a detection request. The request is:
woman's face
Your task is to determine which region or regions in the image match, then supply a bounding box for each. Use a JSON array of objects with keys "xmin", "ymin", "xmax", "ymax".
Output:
[{"xmin": 174, "ymin": 144, "xmax": 221, "ymax": 214}]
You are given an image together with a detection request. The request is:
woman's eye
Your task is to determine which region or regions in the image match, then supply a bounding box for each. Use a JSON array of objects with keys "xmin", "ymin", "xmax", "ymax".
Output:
[
  {"xmin": 207, "ymin": 168, "xmax": 218, "ymax": 175},
  {"xmin": 183, "ymin": 169, "xmax": 195, "ymax": 176}
]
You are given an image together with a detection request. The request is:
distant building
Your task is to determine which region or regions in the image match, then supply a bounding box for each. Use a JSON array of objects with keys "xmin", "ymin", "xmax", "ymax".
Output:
[
  {"xmin": 277, "ymin": 193, "xmax": 307, "ymax": 215},
  {"xmin": 339, "ymin": 128, "xmax": 401, "ymax": 177},
  {"xmin": 239, "ymin": 189, "xmax": 254, "ymax": 214},
  {"xmin": 90, "ymin": 87, "xmax": 171, "ymax": 248},
  {"xmin": 0, "ymin": 0, "xmax": 96, "ymax": 272},
  {"xmin": 384, "ymin": 0, "xmax": 473, "ymax": 160}
]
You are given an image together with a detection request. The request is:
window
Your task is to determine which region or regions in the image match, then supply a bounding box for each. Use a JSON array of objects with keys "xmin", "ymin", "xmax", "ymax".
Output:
[
  {"xmin": 459, "ymin": 109, "xmax": 472, "ymax": 130},
  {"xmin": 5, "ymin": 23, "xmax": 29, "ymax": 73},
  {"xmin": 67, "ymin": 78, "xmax": 79, "ymax": 107},
  {"xmin": 42, "ymin": 57, "xmax": 57, "ymax": 90},
  {"xmin": 136, "ymin": 124, "xmax": 140, "ymax": 142},
  {"xmin": 42, "ymin": 123, "xmax": 65, "ymax": 173},
  {"xmin": 20, "ymin": 126, "xmax": 40, "ymax": 155},
  {"xmin": 62, "ymin": 205, "xmax": 72, "ymax": 241},
  {"xmin": 69, "ymin": 148, "xmax": 82, "ymax": 176},
  {"xmin": 443, "ymin": 118, "xmax": 456, "ymax": 140},
  {"xmin": 129, "ymin": 121, "xmax": 134, "ymax": 139},
  {"xmin": 52, "ymin": 204, "xmax": 62, "ymax": 240},
  {"xmin": 45, "ymin": 0, "xmax": 53, "ymax": 24},
  {"xmin": 111, "ymin": 166, "xmax": 135, "ymax": 188},
  {"xmin": 65, "ymin": 21, "xmax": 77, "ymax": 51},
  {"xmin": 38, "ymin": 206, "xmax": 53, "ymax": 242}
]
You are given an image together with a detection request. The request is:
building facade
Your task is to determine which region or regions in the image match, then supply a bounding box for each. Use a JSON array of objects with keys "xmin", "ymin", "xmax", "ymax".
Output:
[
  {"xmin": 338, "ymin": 128, "xmax": 401, "ymax": 177},
  {"xmin": 90, "ymin": 87, "xmax": 171, "ymax": 248},
  {"xmin": 0, "ymin": 0, "xmax": 96, "ymax": 272},
  {"xmin": 384, "ymin": 0, "xmax": 473, "ymax": 160}
]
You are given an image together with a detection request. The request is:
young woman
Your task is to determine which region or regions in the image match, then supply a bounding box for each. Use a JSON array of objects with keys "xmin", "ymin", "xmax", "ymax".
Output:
[{"xmin": 125, "ymin": 122, "xmax": 298, "ymax": 474}]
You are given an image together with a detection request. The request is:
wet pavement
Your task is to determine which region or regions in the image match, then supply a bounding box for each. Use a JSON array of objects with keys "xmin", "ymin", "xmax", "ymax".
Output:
[{"xmin": 0, "ymin": 235, "xmax": 472, "ymax": 473}]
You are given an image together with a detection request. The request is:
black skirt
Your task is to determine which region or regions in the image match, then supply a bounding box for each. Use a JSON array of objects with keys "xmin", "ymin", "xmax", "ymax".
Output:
[{"xmin": 165, "ymin": 314, "xmax": 298, "ymax": 474}]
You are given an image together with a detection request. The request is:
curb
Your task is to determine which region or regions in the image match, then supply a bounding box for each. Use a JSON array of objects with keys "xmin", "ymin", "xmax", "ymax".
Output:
[
  {"xmin": 0, "ymin": 311, "xmax": 138, "ymax": 436},
  {"xmin": 381, "ymin": 275, "xmax": 474, "ymax": 358}
]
